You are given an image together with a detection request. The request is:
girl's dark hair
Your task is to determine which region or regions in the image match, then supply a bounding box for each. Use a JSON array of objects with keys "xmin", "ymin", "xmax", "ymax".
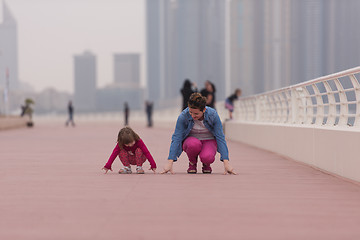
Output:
[
  {"xmin": 188, "ymin": 92, "xmax": 207, "ymax": 111},
  {"xmin": 117, "ymin": 127, "xmax": 140, "ymax": 149},
  {"xmin": 235, "ymin": 88, "xmax": 242, "ymax": 94}
]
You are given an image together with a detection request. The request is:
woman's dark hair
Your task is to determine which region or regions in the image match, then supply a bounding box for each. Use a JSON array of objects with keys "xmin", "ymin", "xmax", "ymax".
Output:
[
  {"xmin": 188, "ymin": 93, "xmax": 207, "ymax": 111},
  {"xmin": 206, "ymin": 80, "xmax": 216, "ymax": 93},
  {"xmin": 117, "ymin": 126, "xmax": 140, "ymax": 149},
  {"xmin": 183, "ymin": 79, "xmax": 191, "ymax": 89}
]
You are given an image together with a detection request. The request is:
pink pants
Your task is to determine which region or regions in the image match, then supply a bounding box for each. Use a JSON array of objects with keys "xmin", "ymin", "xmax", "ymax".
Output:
[
  {"xmin": 182, "ymin": 136, "xmax": 217, "ymax": 165},
  {"xmin": 119, "ymin": 148, "xmax": 146, "ymax": 167}
]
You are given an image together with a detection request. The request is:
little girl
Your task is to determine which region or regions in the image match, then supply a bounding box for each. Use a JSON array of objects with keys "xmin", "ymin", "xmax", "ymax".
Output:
[
  {"xmin": 225, "ymin": 88, "xmax": 242, "ymax": 120},
  {"xmin": 102, "ymin": 127, "xmax": 157, "ymax": 174}
]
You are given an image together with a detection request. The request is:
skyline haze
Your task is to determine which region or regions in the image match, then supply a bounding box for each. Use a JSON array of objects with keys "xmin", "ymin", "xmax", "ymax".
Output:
[{"xmin": 1, "ymin": 0, "xmax": 145, "ymax": 93}]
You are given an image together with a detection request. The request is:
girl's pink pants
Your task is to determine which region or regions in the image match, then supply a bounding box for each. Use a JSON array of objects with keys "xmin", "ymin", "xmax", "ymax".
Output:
[{"xmin": 119, "ymin": 148, "xmax": 146, "ymax": 167}]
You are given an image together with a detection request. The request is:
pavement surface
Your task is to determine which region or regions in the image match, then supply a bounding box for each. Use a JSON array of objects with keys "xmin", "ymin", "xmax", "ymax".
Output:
[{"xmin": 1, "ymin": 120, "xmax": 360, "ymax": 240}]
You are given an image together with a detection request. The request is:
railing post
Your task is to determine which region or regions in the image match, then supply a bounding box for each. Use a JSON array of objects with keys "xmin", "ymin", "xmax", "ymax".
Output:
[
  {"xmin": 290, "ymin": 87, "xmax": 298, "ymax": 123},
  {"xmin": 323, "ymin": 81, "xmax": 336, "ymax": 126},
  {"xmin": 313, "ymin": 83, "xmax": 324, "ymax": 125},
  {"xmin": 256, "ymin": 96, "xmax": 260, "ymax": 122},
  {"xmin": 349, "ymin": 74, "xmax": 360, "ymax": 127},
  {"xmin": 334, "ymin": 78, "xmax": 348, "ymax": 126},
  {"xmin": 284, "ymin": 90, "xmax": 291, "ymax": 123}
]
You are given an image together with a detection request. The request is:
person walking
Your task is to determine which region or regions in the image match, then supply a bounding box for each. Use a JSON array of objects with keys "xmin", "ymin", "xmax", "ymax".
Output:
[
  {"xmin": 180, "ymin": 79, "xmax": 197, "ymax": 111},
  {"xmin": 161, "ymin": 93, "xmax": 236, "ymax": 175},
  {"xmin": 124, "ymin": 102, "xmax": 129, "ymax": 126},
  {"xmin": 65, "ymin": 101, "xmax": 75, "ymax": 127},
  {"xmin": 145, "ymin": 100, "xmax": 154, "ymax": 127}
]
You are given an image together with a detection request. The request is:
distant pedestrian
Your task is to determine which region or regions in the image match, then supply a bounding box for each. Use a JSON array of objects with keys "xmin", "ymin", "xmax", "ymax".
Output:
[
  {"xmin": 65, "ymin": 101, "xmax": 75, "ymax": 127},
  {"xmin": 161, "ymin": 92, "xmax": 236, "ymax": 175},
  {"xmin": 225, "ymin": 88, "xmax": 242, "ymax": 120},
  {"xmin": 102, "ymin": 126, "xmax": 157, "ymax": 174},
  {"xmin": 200, "ymin": 80, "xmax": 216, "ymax": 109},
  {"xmin": 21, "ymin": 98, "xmax": 35, "ymax": 127},
  {"xmin": 180, "ymin": 79, "xmax": 197, "ymax": 111},
  {"xmin": 145, "ymin": 100, "xmax": 154, "ymax": 127},
  {"xmin": 124, "ymin": 102, "xmax": 129, "ymax": 126}
]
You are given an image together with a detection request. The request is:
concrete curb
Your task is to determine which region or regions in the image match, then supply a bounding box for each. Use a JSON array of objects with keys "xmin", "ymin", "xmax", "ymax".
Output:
[{"xmin": 0, "ymin": 116, "xmax": 28, "ymax": 130}]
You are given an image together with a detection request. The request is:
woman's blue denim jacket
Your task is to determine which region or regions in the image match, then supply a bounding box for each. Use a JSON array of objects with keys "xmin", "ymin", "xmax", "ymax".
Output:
[{"xmin": 168, "ymin": 107, "xmax": 229, "ymax": 161}]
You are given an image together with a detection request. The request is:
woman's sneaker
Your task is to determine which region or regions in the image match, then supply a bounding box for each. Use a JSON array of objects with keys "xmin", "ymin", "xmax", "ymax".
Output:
[
  {"xmin": 136, "ymin": 166, "xmax": 145, "ymax": 174},
  {"xmin": 119, "ymin": 166, "xmax": 132, "ymax": 174},
  {"xmin": 187, "ymin": 162, "xmax": 197, "ymax": 174},
  {"xmin": 202, "ymin": 164, "xmax": 212, "ymax": 174}
]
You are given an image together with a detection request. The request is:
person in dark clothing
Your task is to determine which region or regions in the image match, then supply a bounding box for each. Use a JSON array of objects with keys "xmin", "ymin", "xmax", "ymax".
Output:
[
  {"xmin": 200, "ymin": 80, "xmax": 216, "ymax": 109},
  {"xmin": 124, "ymin": 102, "xmax": 129, "ymax": 126},
  {"xmin": 21, "ymin": 98, "xmax": 35, "ymax": 127},
  {"xmin": 225, "ymin": 88, "xmax": 242, "ymax": 119},
  {"xmin": 145, "ymin": 101, "xmax": 154, "ymax": 127},
  {"xmin": 180, "ymin": 79, "xmax": 197, "ymax": 111},
  {"xmin": 65, "ymin": 101, "xmax": 75, "ymax": 127}
]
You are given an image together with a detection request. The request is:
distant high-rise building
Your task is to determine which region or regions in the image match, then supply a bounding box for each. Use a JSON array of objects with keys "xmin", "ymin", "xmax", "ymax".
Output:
[
  {"xmin": 323, "ymin": 1, "xmax": 360, "ymax": 75},
  {"xmin": 230, "ymin": 0, "xmax": 293, "ymax": 95},
  {"xmin": 146, "ymin": 0, "xmax": 175, "ymax": 106},
  {"xmin": 230, "ymin": 0, "xmax": 360, "ymax": 96},
  {"xmin": 113, "ymin": 53, "xmax": 140, "ymax": 88},
  {"xmin": 290, "ymin": 0, "xmax": 325, "ymax": 85},
  {"xmin": 74, "ymin": 51, "xmax": 97, "ymax": 112},
  {"xmin": 177, "ymin": 0, "xmax": 227, "ymax": 100},
  {"xmin": 229, "ymin": 0, "xmax": 256, "ymax": 96},
  {"xmin": 0, "ymin": 1, "xmax": 19, "ymax": 90},
  {"xmin": 96, "ymin": 53, "xmax": 144, "ymax": 112},
  {"xmin": 146, "ymin": 0, "xmax": 227, "ymax": 106}
]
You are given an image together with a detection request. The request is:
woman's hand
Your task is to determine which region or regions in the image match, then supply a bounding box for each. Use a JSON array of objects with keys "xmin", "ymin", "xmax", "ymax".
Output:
[
  {"xmin": 149, "ymin": 167, "xmax": 157, "ymax": 174},
  {"xmin": 161, "ymin": 160, "xmax": 174, "ymax": 174},
  {"xmin": 102, "ymin": 167, "xmax": 112, "ymax": 174},
  {"xmin": 223, "ymin": 160, "xmax": 236, "ymax": 175}
]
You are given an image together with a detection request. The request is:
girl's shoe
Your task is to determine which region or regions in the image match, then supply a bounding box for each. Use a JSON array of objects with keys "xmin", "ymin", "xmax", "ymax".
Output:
[
  {"xmin": 202, "ymin": 164, "xmax": 212, "ymax": 174},
  {"xmin": 136, "ymin": 166, "xmax": 145, "ymax": 174},
  {"xmin": 119, "ymin": 166, "xmax": 132, "ymax": 174},
  {"xmin": 187, "ymin": 162, "xmax": 197, "ymax": 174}
]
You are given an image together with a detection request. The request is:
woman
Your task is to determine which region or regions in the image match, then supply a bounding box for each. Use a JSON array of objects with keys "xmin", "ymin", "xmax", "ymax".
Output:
[
  {"xmin": 200, "ymin": 80, "xmax": 216, "ymax": 109},
  {"xmin": 161, "ymin": 93, "xmax": 236, "ymax": 175},
  {"xmin": 180, "ymin": 79, "xmax": 197, "ymax": 111}
]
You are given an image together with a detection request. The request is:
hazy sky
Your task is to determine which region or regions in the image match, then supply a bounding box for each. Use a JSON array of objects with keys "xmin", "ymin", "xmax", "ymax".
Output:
[{"xmin": 2, "ymin": 0, "xmax": 145, "ymax": 93}]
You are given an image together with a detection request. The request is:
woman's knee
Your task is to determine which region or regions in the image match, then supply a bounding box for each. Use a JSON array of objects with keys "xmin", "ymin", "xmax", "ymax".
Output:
[
  {"xmin": 183, "ymin": 137, "xmax": 202, "ymax": 153},
  {"xmin": 199, "ymin": 152, "xmax": 216, "ymax": 164}
]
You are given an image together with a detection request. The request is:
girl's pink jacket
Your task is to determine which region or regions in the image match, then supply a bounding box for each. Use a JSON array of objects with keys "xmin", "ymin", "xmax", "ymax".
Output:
[{"xmin": 104, "ymin": 139, "xmax": 157, "ymax": 170}]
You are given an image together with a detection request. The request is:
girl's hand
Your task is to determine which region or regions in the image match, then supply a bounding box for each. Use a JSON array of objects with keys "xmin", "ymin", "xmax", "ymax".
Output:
[
  {"xmin": 223, "ymin": 160, "xmax": 237, "ymax": 175},
  {"xmin": 161, "ymin": 160, "xmax": 174, "ymax": 174},
  {"xmin": 102, "ymin": 167, "xmax": 112, "ymax": 174},
  {"xmin": 149, "ymin": 167, "xmax": 157, "ymax": 174}
]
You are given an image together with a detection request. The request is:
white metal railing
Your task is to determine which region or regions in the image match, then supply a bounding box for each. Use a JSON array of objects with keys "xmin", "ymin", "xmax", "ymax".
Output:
[{"xmin": 236, "ymin": 66, "xmax": 360, "ymax": 127}]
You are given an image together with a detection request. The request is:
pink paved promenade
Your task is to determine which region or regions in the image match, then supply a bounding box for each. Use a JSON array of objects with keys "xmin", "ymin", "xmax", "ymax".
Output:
[{"xmin": 2, "ymin": 120, "xmax": 360, "ymax": 240}]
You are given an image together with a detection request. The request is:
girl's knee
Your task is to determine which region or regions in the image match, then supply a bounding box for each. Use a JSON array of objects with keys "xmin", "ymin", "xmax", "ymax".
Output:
[
  {"xmin": 135, "ymin": 148, "xmax": 144, "ymax": 155},
  {"xmin": 119, "ymin": 149, "xmax": 127, "ymax": 155},
  {"xmin": 135, "ymin": 148, "xmax": 146, "ymax": 165}
]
